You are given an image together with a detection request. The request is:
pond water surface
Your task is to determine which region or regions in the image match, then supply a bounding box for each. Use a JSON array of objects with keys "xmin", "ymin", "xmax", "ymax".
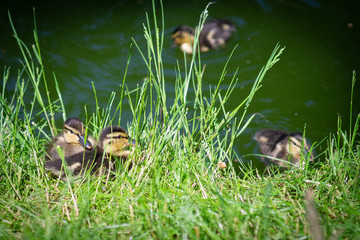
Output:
[{"xmin": 1, "ymin": 0, "xmax": 359, "ymax": 170}]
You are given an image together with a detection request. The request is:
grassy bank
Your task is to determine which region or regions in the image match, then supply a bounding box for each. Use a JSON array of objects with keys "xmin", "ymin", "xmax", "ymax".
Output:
[{"xmin": 1, "ymin": 3, "xmax": 360, "ymax": 239}]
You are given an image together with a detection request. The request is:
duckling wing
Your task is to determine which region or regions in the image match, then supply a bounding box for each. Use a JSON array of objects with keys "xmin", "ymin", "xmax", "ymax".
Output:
[
  {"xmin": 67, "ymin": 150, "xmax": 113, "ymax": 177},
  {"xmin": 44, "ymin": 157, "xmax": 65, "ymax": 178},
  {"xmin": 254, "ymin": 129, "xmax": 288, "ymax": 155},
  {"xmin": 44, "ymin": 150, "xmax": 97, "ymax": 180},
  {"xmin": 200, "ymin": 20, "xmax": 236, "ymax": 50}
]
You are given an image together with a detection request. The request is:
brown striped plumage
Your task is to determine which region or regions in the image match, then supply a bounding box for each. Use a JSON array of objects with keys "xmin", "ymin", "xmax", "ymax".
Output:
[
  {"xmin": 254, "ymin": 129, "xmax": 315, "ymax": 168},
  {"xmin": 45, "ymin": 118, "xmax": 94, "ymax": 162},
  {"xmin": 172, "ymin": 19, "xmax": 236, "ymax": 54},
  {"xmin": 45, "ymin": 126, "xmax": 135, "ymax": 181}
]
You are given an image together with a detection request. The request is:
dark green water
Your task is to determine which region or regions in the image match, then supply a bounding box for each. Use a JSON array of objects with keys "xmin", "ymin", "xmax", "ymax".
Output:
[{"xmin": 1, "ymin": 0, "xmax": 359, "ymax": 170}]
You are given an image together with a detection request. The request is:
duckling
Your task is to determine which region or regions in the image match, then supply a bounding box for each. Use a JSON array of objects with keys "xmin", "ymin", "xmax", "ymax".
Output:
[
  {"xmin": 172, "ymin": 19, "xmax": 236, "ymax": 54},
  {"xmin": 254, "ymin": 129, "xmax": 315, "ymax": 168},
  {"xmin": 45, "ymin": 118, "xmax": 95, "ymax": 161},
  {"xmin": 45, "ymin": 126, "xmax": 135, "ymax": 181}
]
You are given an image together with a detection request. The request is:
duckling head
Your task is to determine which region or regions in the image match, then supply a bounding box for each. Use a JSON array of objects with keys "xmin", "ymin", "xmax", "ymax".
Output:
[
  {"xmin": 255, "ymin": 129, "xmax": 315, "ymax": 167},
  {"xmin": 287, "ymin": 133, "xmax": 314, "ymax": 165},
  {"xmin": 99, "ymin": 126, "xmax": 135, "ymax": 159},
  {"xmin": 171, "ymin": 25, "xmax": 195, "ymax": 54},
  {"xmin": 63, "ymin": 118, "xmax": 93, "ymax": 150}
]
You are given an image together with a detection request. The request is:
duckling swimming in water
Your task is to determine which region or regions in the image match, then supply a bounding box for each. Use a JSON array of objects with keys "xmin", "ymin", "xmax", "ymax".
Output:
[
  {"xmin": 172, "ymin": 19, "xmax": 236, "ymax": 54},
  {"xmin": 45, "ymin": 118, "xmax": 94, "ymax": 162},
  {"xmin": 254, "ymin": 129, "xmax": 315, "ymax": 168},
  {"xmin": 45, "ymin": 126, "xmax": 135, "ymax": 181}
]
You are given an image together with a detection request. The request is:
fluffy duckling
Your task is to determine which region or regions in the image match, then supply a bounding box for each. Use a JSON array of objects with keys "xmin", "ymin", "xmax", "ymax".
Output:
[
  {"xmin": 254, "ymin": 129, "xmax": 315, "ymax": 168},
  {"xmin": 172, "ymin": 19, "xmax": 236, "ymax": 54},
  {"xmin": 45, "ymin": 126, "xmax": 135, "ymax": 181},
  {"xmin": 45, "ymin": 118, "xmax": 95, "ymax": 162}
]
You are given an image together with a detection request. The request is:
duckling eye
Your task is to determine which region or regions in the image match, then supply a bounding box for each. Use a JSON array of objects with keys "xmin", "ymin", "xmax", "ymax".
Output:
[
  {"xmin": 290, "ymin": 139, "xmax": 301, "ymax": 148},
  {"xmin": 114, "ymin": 135, "xmax": 125, "ymax": 139}
]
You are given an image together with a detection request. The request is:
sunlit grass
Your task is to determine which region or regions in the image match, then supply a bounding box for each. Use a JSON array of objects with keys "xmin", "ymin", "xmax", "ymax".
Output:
[{"xmin": 0, "ymin": 1, "xmax": 359, "ymax": 239}]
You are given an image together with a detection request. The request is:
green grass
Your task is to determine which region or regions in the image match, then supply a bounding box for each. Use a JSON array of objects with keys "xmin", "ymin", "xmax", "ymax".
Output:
[{"xmin": 1, "ymin": 2, "xmax": 360, "ymax": 239}]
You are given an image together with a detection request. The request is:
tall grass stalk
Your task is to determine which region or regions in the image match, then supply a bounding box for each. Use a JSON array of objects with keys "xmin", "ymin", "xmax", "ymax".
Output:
[
  {"xmin": 8, "ymin": 10, "xmax": 58, "ymax": 137},
  {"xmin": 0, "ymin": 0, "xmax": 359, "ymax": 239}
]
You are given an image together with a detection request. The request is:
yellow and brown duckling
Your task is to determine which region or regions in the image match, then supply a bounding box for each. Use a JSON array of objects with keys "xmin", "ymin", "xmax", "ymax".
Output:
[
  {"xmin": 45, "ymin": 118, "xmax": 95, "ymax": 162},
  {"xmin": 45, "ymin": 126, "xmax": 135, "ymax": 181},
  {"xmin": 254, "ymin": 129, "xmax": 315, "ymax": 168},
  {"xmin": 172, "ymin": 19, "xmax": 236, "ymax": 54}
]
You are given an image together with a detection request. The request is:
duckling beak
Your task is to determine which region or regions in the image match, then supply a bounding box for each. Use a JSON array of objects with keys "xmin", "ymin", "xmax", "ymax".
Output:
[{"xmin": 79, "ymin": 135, "xmax": 92, "ymax": 150}]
